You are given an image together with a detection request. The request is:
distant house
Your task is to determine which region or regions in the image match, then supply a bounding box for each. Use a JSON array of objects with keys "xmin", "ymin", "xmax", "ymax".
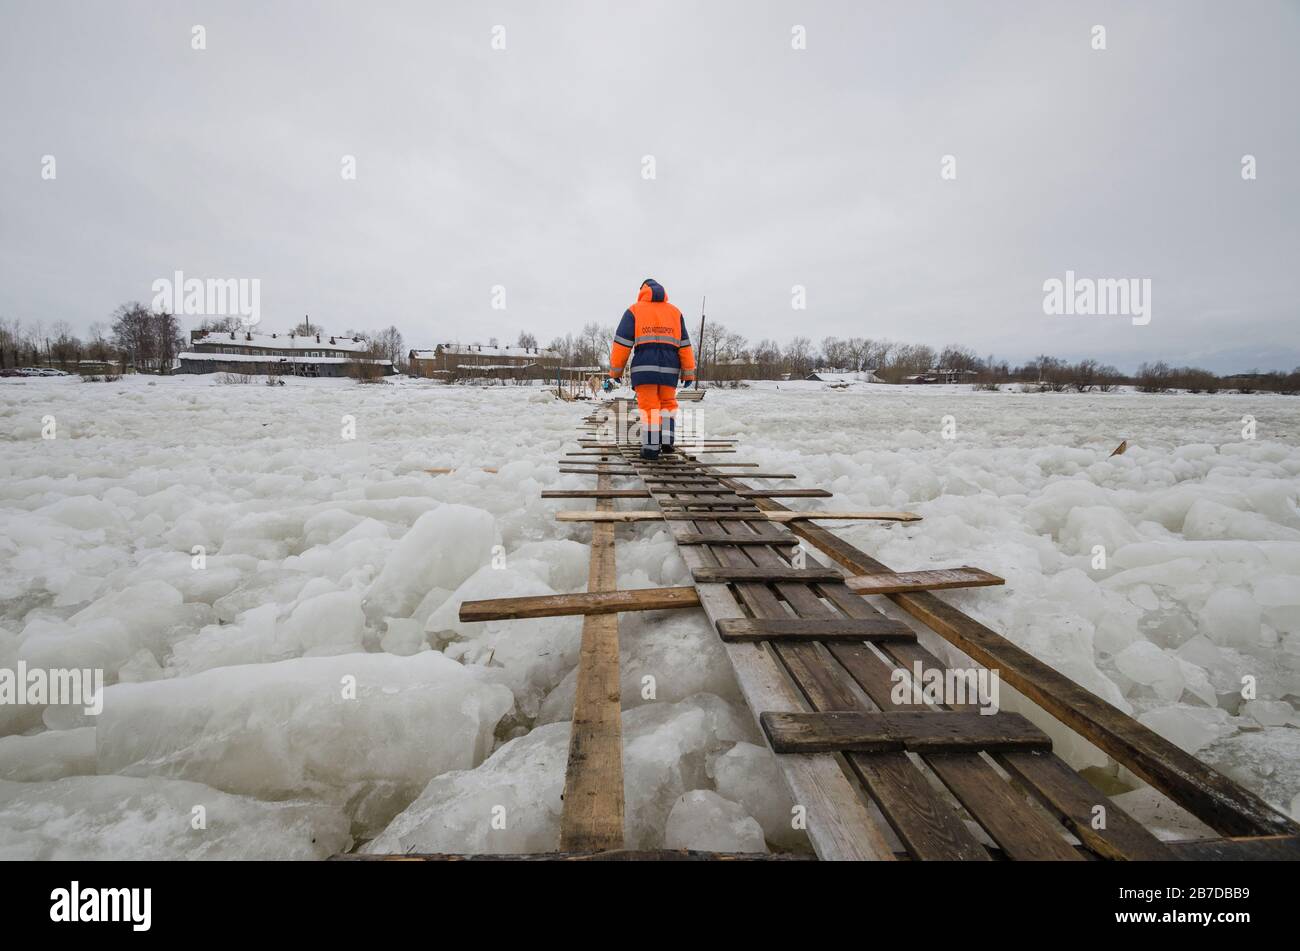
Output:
[
  {"xmin": 178, "ymin": 329, "xmax": 394, "ymax": 377},
  {"xmin": 408, "ymin": 343, "xmax": 561, "ymax": 381},
  {"xmin": 710, "ymin": 357, "xmax": 761, "ymax": 382},
  {"xmin": 902, "ymin": 368, "xmax": 977, "ymax": 384},
  {"xmin": 806, "ymin": 368, "xmax": 884, "ymax": 384}
]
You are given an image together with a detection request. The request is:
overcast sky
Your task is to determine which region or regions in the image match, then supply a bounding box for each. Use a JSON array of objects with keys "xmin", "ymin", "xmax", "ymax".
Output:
[{"xmin": 1, "ymin": 0, "xmax": 1296, "ymax": 372}]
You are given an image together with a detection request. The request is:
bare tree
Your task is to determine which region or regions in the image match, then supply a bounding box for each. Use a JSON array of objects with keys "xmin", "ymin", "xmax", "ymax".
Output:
[
  {"xmin": 198, "ymin": 316, "xmax": 244, "ymax": 332},
  {"xmin": 784, "ymin": 336, "xmax": 815, "ymax": 376},
  {"xmin": 111, "ymin": 303, "xmax": 154, "ymax": 371},
  {"xmin": 372, "ymin": 325, "xmax": 405, "ymax": 366},
  {"xmin": 821, "ymin": 336, "xmax": 848, "ymax": 369},
  {"xmin": 938, "ymin": 344, "xmax": 980, "ymax": 372},
  {"xmin": 152, "ymin": 311, "xmax": 184, "ymax": 372}
]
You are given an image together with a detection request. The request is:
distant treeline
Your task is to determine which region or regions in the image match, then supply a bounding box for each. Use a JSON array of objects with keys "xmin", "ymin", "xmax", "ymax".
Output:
[
  {"xmin": 4, "ymin": 309, "xmax": 1296, "ymax": 393},
  {"xmin": 546, "ymin": 324, "xmax": 1300, "ymax": 393},
  {"xmin": 0, "ymin": 307, "xmax": 405, "ymax": 374}
]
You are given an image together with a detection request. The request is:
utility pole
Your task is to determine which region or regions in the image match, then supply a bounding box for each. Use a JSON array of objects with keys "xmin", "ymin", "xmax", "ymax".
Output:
[{"xmin": 696, "ymin": 296, "xmax": 706, "ymax": 390}]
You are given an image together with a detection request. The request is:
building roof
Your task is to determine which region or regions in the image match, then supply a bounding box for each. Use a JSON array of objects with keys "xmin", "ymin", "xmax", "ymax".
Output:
[
  {"xmin": 411, "ymin": 343, "xmax": 559, "ymax": 360},
  {"xmin": 179, "ymin": 352, "xmax": 392, "ymax": 366},
  {"xmin": 807, "ymin": 369, "xmax": 883, "ymax": 383},
  {"xmin": 190, "ymin": 330, "xmax": 371, "ymax": 354}
]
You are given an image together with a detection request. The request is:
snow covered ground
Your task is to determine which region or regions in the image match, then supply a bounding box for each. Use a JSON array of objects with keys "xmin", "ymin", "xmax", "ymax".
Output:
[{"xmin": 1, "ymin": 374, "xmax": 1297, "ymax": 857}]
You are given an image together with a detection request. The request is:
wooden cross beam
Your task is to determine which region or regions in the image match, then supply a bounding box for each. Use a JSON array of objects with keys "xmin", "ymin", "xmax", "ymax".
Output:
[
  {"xmin": 715, "ymin": 616, "xmax": 917, "ymax": 642},
  {"xmin": 673, "ymin": 533, "xmax": 799, "ymax": 546},
  {"xmin": 555, "ymin": 510, "xmax": 922, "ymax": 524},
  {"xmin": 690, "ymin": 566, "xmax": 844, "ymax": 583},
  {"xmin": 543, "ymin": 489, "xmax": 833, "ymax": 500},
  {"xmin": 760, "ymin": 711, "xmax": 1052, "ymax": 755},
  {"xmin": 842, "ymin": 567, "xmax": 1005, "ymax": 596},
  {"xmin": 459, "ymin": 585, "xmax": 701, "ymax": 621}
]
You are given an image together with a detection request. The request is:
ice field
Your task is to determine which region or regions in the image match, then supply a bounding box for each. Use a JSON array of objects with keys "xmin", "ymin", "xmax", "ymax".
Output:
[{"xmin": 1, "ymin": 375, "xmax": 1297, "ymax": 857}]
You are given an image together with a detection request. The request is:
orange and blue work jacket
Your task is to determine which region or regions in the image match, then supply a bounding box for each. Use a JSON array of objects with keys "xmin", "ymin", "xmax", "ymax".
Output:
[{"xmin": 608, "ymin": 280, "xmax": 697, "ymax": 388}]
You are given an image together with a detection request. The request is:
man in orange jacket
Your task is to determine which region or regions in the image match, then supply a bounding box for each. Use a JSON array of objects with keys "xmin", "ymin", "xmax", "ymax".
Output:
[{"xmin": 609, "ymin": 278, "xmax": 696, "ymax": 460}]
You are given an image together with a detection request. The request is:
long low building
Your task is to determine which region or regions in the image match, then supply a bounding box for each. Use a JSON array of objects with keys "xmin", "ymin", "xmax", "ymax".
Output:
[
  {"xmin": 178, "ymin": 329, "xmax": 395, "ymax": 377},
  {"xmin": 409, "ymin": 343, "xmax": 561, "ymax": 380}
]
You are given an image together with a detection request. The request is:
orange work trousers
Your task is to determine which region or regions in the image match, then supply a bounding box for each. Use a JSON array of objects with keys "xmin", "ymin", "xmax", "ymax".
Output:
[{"xmin": 634, "ymin": 384, "xmax": 678, "ymax": 446}]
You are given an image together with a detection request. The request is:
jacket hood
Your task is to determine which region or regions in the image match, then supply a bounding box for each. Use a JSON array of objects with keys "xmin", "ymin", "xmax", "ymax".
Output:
[{"xmin": 638, "ymin": 279, "xmax": 667, "ymax": 303}]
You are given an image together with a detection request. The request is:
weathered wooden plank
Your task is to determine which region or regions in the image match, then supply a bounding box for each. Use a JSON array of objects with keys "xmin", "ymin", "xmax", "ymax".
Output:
[
  {"xmin": 580, "ymin": 441, "xmax": 738, "ymax": 447},
  {"xmin": 459, "ymin": 586, "xmax": 700, "ymax": 621},
  {"xmin": 761, "ymin": 710, "xmax": 1052, "ymax": 755},
  {"xmin": 691, "ymin": 566, "xmax": 845, "ymax": 583},
  {"xmin": 674, "ymin": 533, "xmax": 799, "ymax": 546},
  {"xmin": 335, "ymin": 849, "xmax": 813, "ymax": 862},
  {"xmin": 649, "ymin": 472, "xmax": 798, "ymax": 480},
  {"xmin": 843, "ymin": 567, "xmax": 1005, "ymax": 595},
  {"xmin": 558, "ymin": 467, "xmax": 639, "ymax": 475},
  {"xmin": 716, "ymin": 616, "xmax": 916, "ymax": 642},
  {"xmin": 735, "ymin": 489, "xmax": 833, "ymax": 498},
  {"xmin": 1166, "ymin": 835, "xmax": 1300, "ymax": 861},
  {"xmin": 555, "ymin": 510, "xmax": 922, "ymax": 524},
  {"xmin": 559, "ymin": 472, "xmax": 624, "ymax": 851},
  {"xmin": 996, "ymin": 751, "xmax": 1176, "ymax": 860},
  {"xmin": 705, "ymin": 480, "xmax": 1300, "ymax": 838},
  {"xmin": 542, "ymin": 489, "xmax": 651, "ymax": 499},
  {"xmin": 919, "ymin": 754, "xmax": 1083, "ymax": 861},
  {"xmin": 657, "ymin": 503, "xmax": 750, "ymax": 510}
]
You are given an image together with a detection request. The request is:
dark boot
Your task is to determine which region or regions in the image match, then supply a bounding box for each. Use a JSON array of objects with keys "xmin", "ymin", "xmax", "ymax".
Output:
[{"xmin": 641, "ymin": 423, "xmax": 662, "ymax": 461}]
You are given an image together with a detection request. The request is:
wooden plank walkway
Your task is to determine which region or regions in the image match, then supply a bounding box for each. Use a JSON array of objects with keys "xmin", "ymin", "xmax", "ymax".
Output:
[
  {"xmin": 448, "ymin": 397, "xmax": 1299, "ymax": 861},
  {"xmin": 557, "ymin": 470, "xmax": 625, "ymax": 851}
]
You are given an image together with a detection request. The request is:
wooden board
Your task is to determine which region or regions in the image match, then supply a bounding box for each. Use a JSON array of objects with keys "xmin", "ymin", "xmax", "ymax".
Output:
[
  {"xmin": 716, "ymin": 616, "xmax": 916, "ymax": 642},
  {"xmin": 691, "ymin": 566, "xmax": 845, "ymax": 583},
  {"xmin": 541, "ymin": 489, "xmax": 651, "ymax": 499},
  {"xmin": 761, "ymin": 710, "xmax": 1053, "ymax": 755},
  {"xmin": 459, "ymin": 586, "xmax": 700, "ymax": 621},
  {"xmin": 1167, "ymin": 835, "xmax": 1300, "ymax": 861},
  {"xmin": 735, "ymin": 489, "xmax": 832, "ymax": 498},
  {"xmin": 559, "ymin": 472, "xmax": 624, "ymax": 851},
  {"xmin": 555, "ymin": 510, "xmax": 921, "ymax": 523},
  {"xmin": 334, "ymin": 849, "xmax": 812, "ymax": 862},
  {"xmin": 558, "ymin": 467, "xmax": 638, "ymax": 475},
  {"xmin": 674, "ymin": 533, "xmax": 799, "ymax": 547},
  {"xmin": 995, "ymin": 750, "xmax": 1176, "ymax": 860},
  {"xmin": 649, "ymin": 472, "xmax": 798, "ymax": 480},
  {"xmin": 843, "ymin": 566, "xmax": 1005, "ymax": 595}
]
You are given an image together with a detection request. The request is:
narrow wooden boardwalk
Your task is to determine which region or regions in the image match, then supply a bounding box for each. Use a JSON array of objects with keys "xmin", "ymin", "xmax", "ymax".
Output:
[{"xmin": 441, "ymin": 397, "xmax": 1300, "ymax": 862}]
